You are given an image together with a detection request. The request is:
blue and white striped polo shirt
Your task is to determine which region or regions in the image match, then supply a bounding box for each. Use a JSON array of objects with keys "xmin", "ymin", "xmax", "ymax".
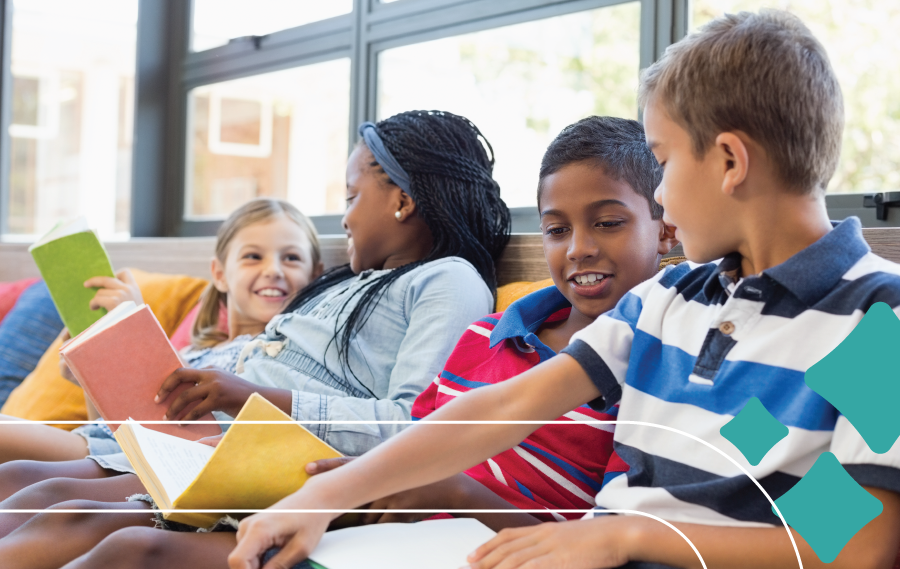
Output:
[{"xmin": 562, "ymin": 217, "xmax": 900, "ymax": 528}]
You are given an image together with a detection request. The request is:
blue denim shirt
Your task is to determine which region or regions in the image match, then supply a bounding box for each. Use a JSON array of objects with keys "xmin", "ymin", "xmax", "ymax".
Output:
[{"xmin": 239, "ymin": 257, "xmax": 493, "ymax": 456}]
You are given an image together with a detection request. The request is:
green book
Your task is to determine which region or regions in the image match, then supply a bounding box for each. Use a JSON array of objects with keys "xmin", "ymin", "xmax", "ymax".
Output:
[{"xmin": 29, "ymin": 217, "xmax": 116, "ymax": 336}]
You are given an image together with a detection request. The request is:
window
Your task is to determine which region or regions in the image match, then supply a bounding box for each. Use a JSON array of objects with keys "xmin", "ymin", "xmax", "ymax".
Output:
[
  {"xmin": 191, "ymin": 0, "xmax": 352, "ymax": 52},
  {"xmin": 1, "ymin": 0, "xmax": 701, "ymax": 237},
  {"xmin": 7, "ymin": 0, "xmax": 137, "ymax": 237},
  {"xmin": 185, "ymin": 59, "xmax": 351, "ymax": 219},
  {"xmin": 377, "ymin": 3, "xmax": 642, "ymax": 208},
  {"xmin": 692, "ymin": 0, "xmax": 900, "ymax": 195}
]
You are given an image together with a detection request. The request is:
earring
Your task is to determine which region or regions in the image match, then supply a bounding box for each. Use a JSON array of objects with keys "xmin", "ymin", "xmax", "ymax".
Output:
[{"xmin": 395, "ymin": 211, "xmax": 402, "ymax": 220}]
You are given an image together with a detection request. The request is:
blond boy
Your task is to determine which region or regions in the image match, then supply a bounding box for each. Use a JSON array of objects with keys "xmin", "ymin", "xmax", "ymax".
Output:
[{"xmin": 230, "ymin": 11, "xmax": 900, "ymax": 569}]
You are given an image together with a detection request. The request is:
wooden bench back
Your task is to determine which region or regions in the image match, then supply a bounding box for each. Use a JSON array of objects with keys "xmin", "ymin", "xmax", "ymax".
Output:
[{"xmin": 1, "ymin": 228, "xmax": 899, "ymax": 285}]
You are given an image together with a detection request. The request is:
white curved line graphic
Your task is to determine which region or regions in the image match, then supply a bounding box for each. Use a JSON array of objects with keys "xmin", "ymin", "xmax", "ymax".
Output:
[{"xmin": 0, "ymin": 419, "xmax": 803, "ymax": 568}]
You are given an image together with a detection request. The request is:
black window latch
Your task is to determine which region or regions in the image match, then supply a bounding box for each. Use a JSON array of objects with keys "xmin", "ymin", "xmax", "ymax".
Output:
[{"xmin": 863, "ymin": 192, "xmax": 900, "ymax": 221}]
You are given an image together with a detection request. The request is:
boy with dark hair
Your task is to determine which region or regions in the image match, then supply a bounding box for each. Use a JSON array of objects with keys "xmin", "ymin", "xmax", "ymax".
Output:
[{"xmin": 231, "ymin": 11, "xmax": 900, "ymax": 569}]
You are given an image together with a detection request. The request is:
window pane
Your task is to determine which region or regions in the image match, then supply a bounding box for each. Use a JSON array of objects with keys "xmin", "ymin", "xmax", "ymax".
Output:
[
  {"xmin": 377, "ymin": 3, "xmax": 641, "ymax": 209},
  {"xmin": 692, "ymin": 1, "xmax": 900, "ymax": 194},
  {"xmin": 186, "ymin": 59, "xmax": 351, "ymax": 219},
  {"xmin": 192, "ymin": 0, "xmax": 353, "ymax": 52},
  {"xmin": 8, "ymin": 0, "xmax": 137, "ymax": 237}
]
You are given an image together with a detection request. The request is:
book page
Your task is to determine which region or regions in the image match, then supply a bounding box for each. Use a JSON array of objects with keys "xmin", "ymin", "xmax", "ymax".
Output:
[
  {"xmin": 64, "ymin": 301, "xmax": 138, "ymax": 349},
  {"xmin": 28, "ymin": 216, "xmax": 90, "ymax": 250},
  {"xmin": 308, "ymin": 518, "xmax": 496, "ymax": 569},
  {"xmin": 129, "ymin": 422, "xmax": 215, "ymax": 501}
]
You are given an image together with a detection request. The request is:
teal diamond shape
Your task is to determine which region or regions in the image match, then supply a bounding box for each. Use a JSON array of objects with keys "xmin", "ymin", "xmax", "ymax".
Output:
[
  {"xmin": 720, "ymin": 397, "xmax": 788, "ymax": 466},
  {"xmin": 774, "ymin": 452, "xmax": 883, "ymax": 563},
  {"xmin": 805, "ymin": 302, "xmax": 900, "ymax": 454}
]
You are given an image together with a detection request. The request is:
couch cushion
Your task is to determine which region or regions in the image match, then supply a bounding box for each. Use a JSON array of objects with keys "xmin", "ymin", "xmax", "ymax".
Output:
[
  {"xmin": 169, "ymin": 298, "xmax": 229, "ymax": 351},
  {"xmin": 0, "ymin": 277, "xmax": 40, "ymax": 324},
  {"xmin": 1, "ymin": 270, "xmax": 209, "ymax": 429},
  {"xmin": 0, "ymin": 281, "xmax": 65, "ymax": 405}
]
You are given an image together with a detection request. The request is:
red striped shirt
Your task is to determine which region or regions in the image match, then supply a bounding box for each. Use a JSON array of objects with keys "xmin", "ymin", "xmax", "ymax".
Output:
[{"xmin": 411, "ymin": 286, "xmax": 624, "ymax": 521}]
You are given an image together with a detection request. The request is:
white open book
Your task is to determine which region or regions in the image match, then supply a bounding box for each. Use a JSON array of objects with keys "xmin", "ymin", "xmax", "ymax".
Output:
[{"xmin": 308, "ymin": 518, "xmax": 497, "ymax": 569}]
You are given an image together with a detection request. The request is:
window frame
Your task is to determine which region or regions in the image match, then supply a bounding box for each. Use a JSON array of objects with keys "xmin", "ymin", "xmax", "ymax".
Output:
[
  {"xmin": 160, "ymin": 0, "xmax": 688, "ymax": 237},
  {"xmin": 0, "ymin": 0, "xmax": 886, "ymax": 238}
]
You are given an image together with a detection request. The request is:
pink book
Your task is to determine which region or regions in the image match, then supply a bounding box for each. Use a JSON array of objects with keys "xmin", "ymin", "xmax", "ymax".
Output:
[{"xmin": 61, "ymin": 302, "xmax": 221, "ymax": 440}]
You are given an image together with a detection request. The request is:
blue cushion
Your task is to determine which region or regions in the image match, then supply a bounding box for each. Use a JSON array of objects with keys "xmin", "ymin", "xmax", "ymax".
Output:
[{"xmin": 0, "ymin": 281, "xmax": 64, "ymax": 405}]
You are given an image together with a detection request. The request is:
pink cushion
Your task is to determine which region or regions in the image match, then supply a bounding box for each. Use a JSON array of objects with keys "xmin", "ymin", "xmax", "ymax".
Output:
[
  {"xmin": 169, "ymin": 301, "xmax": 228, "ymax": 350},
  {"xmin": 0, "ymin": 278, "xmax": 41, "ymax": 325}
]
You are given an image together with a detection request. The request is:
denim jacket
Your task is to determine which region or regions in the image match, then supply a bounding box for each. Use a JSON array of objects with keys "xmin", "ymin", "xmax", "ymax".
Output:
[{"xmin": 239, "ymin": 257, "xmax": 493, "ymax": 456}]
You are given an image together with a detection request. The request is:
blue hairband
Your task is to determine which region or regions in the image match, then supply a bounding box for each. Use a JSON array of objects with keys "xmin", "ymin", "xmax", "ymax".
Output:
[{"xmin": 358, "ymin": 121, "xmax": 411, "ymax": 194}]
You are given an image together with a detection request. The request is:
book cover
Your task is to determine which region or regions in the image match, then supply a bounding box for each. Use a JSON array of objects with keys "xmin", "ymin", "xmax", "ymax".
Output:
[
  {"xmin": 61, "ymin": 303, "xmax": 220, "ymax": 440},
  {"xmin": 116, "ymin": 393, "xmax": 344, "ymax": 528},
  {"xmin": 29, "ymin": 218, "xmax": 116, "ymax": 336}
]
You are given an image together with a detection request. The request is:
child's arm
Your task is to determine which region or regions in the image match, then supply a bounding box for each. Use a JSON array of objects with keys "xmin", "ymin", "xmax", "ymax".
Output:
[
  {"xmin": 85, "ymin": 268, "xmax": 144, "ymax": 311},
  {"xmin": 307, "ymin": 457, "xmax": 542, "ymax": 531},
  {"xmin": 228, "ymin": 354, "xmax": 599, "ymax": 569},
  {"xmin": 468, "ymin": 486, "xmax": 900, "ymax": 569},
  {"xmin": 155, "ymin": 368, "xmax": 294, "ymax": 420}
]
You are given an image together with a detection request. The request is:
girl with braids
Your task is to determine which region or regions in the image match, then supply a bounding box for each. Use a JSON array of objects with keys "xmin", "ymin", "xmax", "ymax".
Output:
[{"xmin": 0, "ymin": 110, "xmax": 510, "ymax": 569}]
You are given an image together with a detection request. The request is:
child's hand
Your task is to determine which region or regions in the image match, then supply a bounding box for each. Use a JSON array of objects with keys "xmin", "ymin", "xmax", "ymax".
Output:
[
  {"xmin": 466, "ymin": 518, "xmax": 628, "ymax": 569},
  {"xmin": 156, "ymin": 368, "xmax": 260, "ymax": 421},
  {"xmin": 229, "ymin": 488, "xmax": 336, "ymax": 569},
  {"xmin": 85, "ymin": 268, "xmax": 144, "ymax": 311},
  {"xmin": 57, "ymin": 330, "xmax": 80, "ymax": 386},
  {"xmin": 198, "ymin": 433, "xmax": 225, "ymax": 448}
]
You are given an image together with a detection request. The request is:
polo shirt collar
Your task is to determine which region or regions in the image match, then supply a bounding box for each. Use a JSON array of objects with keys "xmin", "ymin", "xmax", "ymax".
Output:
[
  {"xmin": 701, "ymin": 217, "xmax": 870, "ymax": 305},
  {"xmin": 489, "ymin": 285, "xmax": 571, "ymax": 349}
]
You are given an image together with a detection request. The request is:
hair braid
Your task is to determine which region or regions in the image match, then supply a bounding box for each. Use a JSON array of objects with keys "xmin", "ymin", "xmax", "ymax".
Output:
[{"xmin": 283, "ymin": 110, "xmax": 511, "ymax": 393}]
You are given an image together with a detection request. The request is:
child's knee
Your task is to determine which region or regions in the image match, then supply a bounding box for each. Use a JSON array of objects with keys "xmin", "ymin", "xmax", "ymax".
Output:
[
  {"xmin": 38, "ymin": 499, "xmax": 109, "ymax": 529},
  {"xmin": 0, "ymin": 460, "xmax": 56, "ymax": 500},
  {"xmin": 9, "ymin": 477, "xmax": 88, "ymax": 509},
  {"xmin": 77, "ymin": 527, "xmax": 167, "ymax": 569}
]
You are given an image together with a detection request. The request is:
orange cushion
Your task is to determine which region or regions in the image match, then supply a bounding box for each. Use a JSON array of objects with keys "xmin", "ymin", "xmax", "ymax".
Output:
[
  {"xmin": 1, "ymin": 269, "xmax": 209, "ymax": 429},
  {"xmin": 496, "ymin": 278, "xmax": 555, "ymax": 313}
]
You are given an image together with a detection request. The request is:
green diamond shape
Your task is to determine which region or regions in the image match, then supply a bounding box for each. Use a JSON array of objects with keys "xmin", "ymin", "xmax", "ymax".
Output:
[
  {"xmin": 805, "ymin": 302, "xmax": 900, "ymax": 454},
  {"xmin": 774, "ymin": 452, "xmax": 883, "ymax": 563},
  {"xmin": 720, "ymin": 397, "xmax": 789, "ymax": 466}
]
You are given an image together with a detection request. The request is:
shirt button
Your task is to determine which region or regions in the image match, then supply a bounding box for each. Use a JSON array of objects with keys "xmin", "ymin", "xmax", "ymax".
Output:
[{"xmin": 719, "ymin": 321, "xmax": 736, "ymax": 335}]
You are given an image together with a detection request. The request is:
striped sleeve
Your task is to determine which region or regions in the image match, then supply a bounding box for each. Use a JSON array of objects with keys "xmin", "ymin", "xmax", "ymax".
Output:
[
  {"xmin": 561, "ymin": 267, "xmax": 671, "ymax": 411},
  {"xmin": 832, "ymin": 415, "xmax": 900, "ymax": 494}
]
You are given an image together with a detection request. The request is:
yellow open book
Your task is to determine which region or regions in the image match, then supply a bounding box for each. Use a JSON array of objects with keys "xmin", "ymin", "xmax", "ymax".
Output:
[{"xmin": 115, "ymin": 393, "xmax": 342, "ymax": 528}]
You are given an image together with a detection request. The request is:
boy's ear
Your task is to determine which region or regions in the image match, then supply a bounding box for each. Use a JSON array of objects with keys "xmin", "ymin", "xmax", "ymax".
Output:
[
  {"xmin": 657, "ymin": 221, "xmax": 679, "ymax": 256},
  {"xmin": 210, "ymin": 257, "xmax": 228, "ymax": 293},
  {"xmin": 715, "ymin": 132, "xmax": 749, "ymax": 196}
]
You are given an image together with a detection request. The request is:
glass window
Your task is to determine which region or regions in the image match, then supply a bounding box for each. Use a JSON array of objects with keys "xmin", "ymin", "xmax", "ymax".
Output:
[
  {"xmin": 191, "ymin": 0, "xmax": 353, "ymax": 52},
  {"xmin": 8, "ymin": 0, "xmax": 137, "ymax": 238},
  {"xmin": 377, "ymin": 3, "xmax": 642, "ymax": 208},
  {"xmin": 185, "ymin": 59, "xmax": 351, "ymax": 219},
  {"xmin": 692, "ymin": 1, "xmax": 900, "ymax": 194}
]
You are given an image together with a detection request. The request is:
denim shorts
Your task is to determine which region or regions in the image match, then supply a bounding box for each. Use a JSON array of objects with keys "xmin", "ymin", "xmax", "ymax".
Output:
[
  {"xmin": 72, "ymin": 423, "xmax": 121, "ymax": 455},
  {"xmin": 72, "ymin": 423, "xmax": 135, "ymax": 473}
]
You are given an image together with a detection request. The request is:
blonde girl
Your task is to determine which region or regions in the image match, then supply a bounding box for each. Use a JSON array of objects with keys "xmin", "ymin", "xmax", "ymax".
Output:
[{"xmin": 0, "ymin": 198, "xmax": 321, "ymax": 484}]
